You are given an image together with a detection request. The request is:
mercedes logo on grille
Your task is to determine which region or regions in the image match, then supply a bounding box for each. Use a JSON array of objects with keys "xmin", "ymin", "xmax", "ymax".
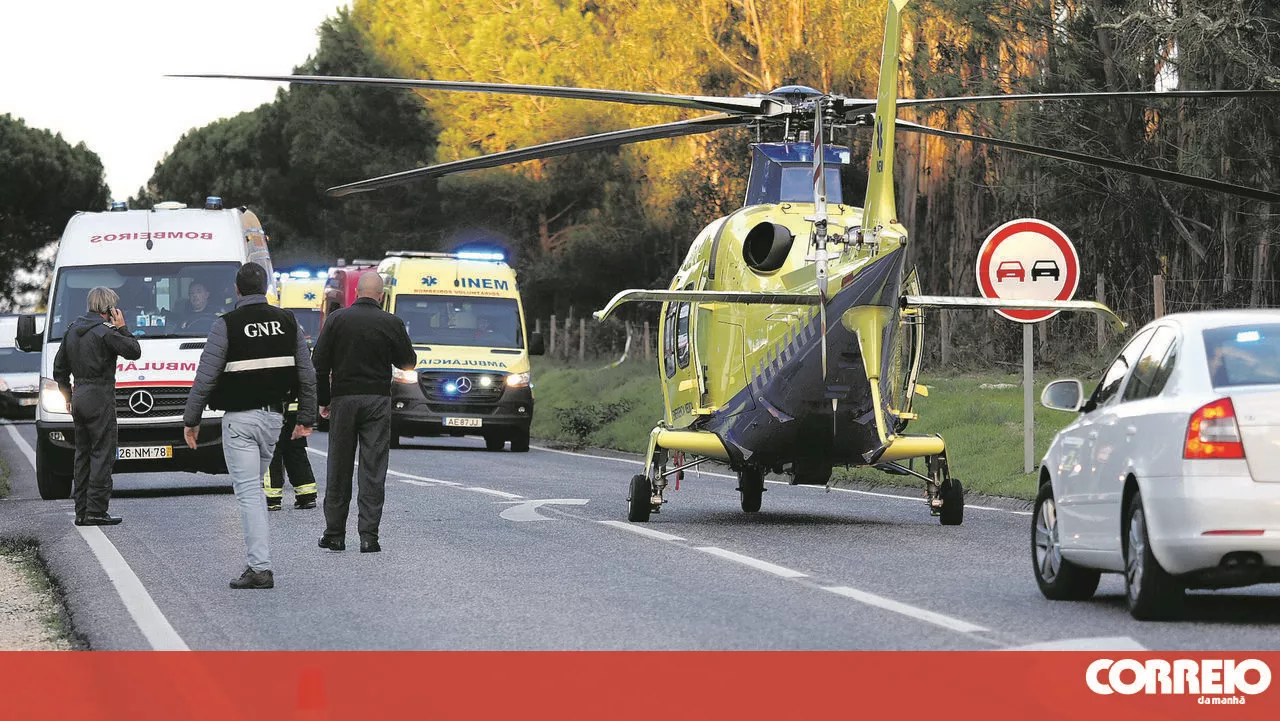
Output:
[
  {"xmin": 128, "ymin": 390, "xmax": 155, "ymax": 415},
  {"xmin": 454, "ymin": 377, "xmax": 473, "ymax": 394}
]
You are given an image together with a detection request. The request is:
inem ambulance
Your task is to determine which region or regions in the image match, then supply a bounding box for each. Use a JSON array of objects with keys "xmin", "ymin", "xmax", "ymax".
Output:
[
  {"xmin": 378, "ymin": 250, "xmax": 544, "ymax": 451},
  {"xmin": 15, "ymin": 197, "xmax": 277, "ymax": 500},
  {"xmin": 275, "ymin": 270, "xmax": 325, "ymax": 346}
]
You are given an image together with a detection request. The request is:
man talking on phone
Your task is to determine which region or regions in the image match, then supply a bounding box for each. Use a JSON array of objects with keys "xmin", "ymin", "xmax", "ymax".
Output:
[{"xmin": 53, "ymin": 287, "xmax": 142, "ymax": 526}]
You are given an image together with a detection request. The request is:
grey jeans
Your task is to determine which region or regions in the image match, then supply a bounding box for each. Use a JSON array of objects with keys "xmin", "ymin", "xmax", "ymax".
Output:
[{"xmin": 222, "ymin": 409, "xmax": 282, "ymax": 572}]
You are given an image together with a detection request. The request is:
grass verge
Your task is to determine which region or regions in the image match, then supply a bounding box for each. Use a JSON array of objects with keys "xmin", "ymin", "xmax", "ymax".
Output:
[
  {"xmin": 0, "ymin": 449, "xmax": 10, "ymax": 499},
  {"xmin": 531, "ymin": 359, "xmax": 1091, "ymax": 501},
  {"xmin": 0, "ymin": 539, "xmax": 76, "ymax": 650}
]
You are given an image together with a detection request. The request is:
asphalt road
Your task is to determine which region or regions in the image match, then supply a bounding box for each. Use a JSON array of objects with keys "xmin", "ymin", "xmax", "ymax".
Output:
[{"xmin": 1, "ymin": 418, "xmax": 1278, "ymax": 651}]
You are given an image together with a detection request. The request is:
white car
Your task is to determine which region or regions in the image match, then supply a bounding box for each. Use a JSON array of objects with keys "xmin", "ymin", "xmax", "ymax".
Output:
[
  {"xmin": 1033, "ymin": 310, "xmax": 1280, "ymax": 620},
  {"xmin": 0, "ymin": 314, "xmax": 41, "ymax": 418}
]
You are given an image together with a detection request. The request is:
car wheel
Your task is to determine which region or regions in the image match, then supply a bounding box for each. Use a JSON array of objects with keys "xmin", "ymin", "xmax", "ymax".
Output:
[
  {"xmin": 1124, "ymin": 490, "xmax": 1184, "ymax": 620},
  {"xmin": 35, "ymin": 433, "xmax": 73, "ymax": 500},
  {"xmin": 1031, "ymin": 483, "xmax": 1100, "ymax": 600},
  {"xmin": 510, "ymin": 428, "xmax": 530, "ymax": 453}
]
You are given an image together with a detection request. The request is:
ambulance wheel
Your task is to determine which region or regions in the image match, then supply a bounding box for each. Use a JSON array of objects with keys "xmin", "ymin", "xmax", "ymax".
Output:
[
  {"xmin": 510, "ymin": 428, "xmax": 530, "ymax": 453},
  {"xmin": 939, "ymin": 477, "xmax": 964, "ymax": 526},
  {"xmin": 627, "ymin": 474, "xmax": 651, "ymax": 522},
  {"xmin": 738, "ymin": 468, "xmax": 764, "ymax": 513},
  {"xmin": 36, "ymin": 436, "xmax": 72, "ymax": 500},
  {"xmin": 484, "ymin": 434, "xmax": 505, "ymax": 452}
]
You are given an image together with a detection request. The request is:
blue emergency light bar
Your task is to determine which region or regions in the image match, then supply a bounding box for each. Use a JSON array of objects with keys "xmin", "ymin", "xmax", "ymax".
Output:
[{"xmin": 455, "ymin": 251, "xmax": 505, "ymax": 262}]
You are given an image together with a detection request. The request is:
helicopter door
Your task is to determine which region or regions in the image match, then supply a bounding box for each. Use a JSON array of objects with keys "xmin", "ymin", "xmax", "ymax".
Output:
[{"xmin": 661, "ymin": 285, "xmax": 700, "ymax": 427}]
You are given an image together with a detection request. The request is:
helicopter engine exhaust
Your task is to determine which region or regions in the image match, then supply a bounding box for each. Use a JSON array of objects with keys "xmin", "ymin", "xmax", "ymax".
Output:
[{"xmin": 742, "ymin": 222, "xmax": 794, "ymax": 273}]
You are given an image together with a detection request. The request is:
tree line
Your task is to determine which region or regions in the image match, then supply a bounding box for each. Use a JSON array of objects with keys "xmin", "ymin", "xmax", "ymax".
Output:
[{"xmin": 125, "ymin": 0, "xmax": 1280, "ymax": 368}]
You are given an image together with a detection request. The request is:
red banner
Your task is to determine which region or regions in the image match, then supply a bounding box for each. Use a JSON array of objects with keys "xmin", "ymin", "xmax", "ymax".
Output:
[{"xmin": 3, "ymin": 652, "xmax": 1277, "ymax": 720}]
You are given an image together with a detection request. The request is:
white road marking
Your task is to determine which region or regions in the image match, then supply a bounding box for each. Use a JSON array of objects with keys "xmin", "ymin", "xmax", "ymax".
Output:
[
  {"xmin": 3, "ymin": 420, "xmax": 189, "ymax": 650},
  {"xmin": 398, "ymin": 479, "xmax": 437, "ymax": 488},
  {"xmin": 695, "ymin": 546, "xmax": 808, "ymax": 579},
  {"xmin": 533, "ymin": 443, "xmax": 1032, "ymax": 516},
  {"xmin": 464, "ymin": 487, "xmax": 524, "ymax": 499},
  {"xmin": 75, "ymin": 526, "xmax": 190, "ymax": 651},
  {"xmin": 1005, "ymin": 636, "xmax": 1147, "ymax": 651},
  {"xmin": 598, "ymin": 520, "xmax": 686, "ymax": 542},
  {"xmin": 388, "ymin": 470, "xmax": 462, "ymax": 487},
  {"xmin": 498, "ymin": 498, "xmax": 590, "ymax": 522},
  {"xmin": 1, "ymin": 419, "xmax": 37, "ymax": 469},
  {"xmin": 821, "ymin": 586, "xmax": 989, "ymax": 635}
]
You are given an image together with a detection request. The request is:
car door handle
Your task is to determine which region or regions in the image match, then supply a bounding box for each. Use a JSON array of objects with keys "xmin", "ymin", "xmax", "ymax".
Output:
[
  {"xmin": 1087, "ymin": 431, "xmax": 1099, "ymax": 440},
  {"xmin": 1126, "ymin": 425, "xmax": 1138, "ymax": 436}
]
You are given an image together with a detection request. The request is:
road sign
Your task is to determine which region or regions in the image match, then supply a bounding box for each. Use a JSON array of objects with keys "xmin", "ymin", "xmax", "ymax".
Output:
[{"xmin": 976, "ymin": 219, "xmax": 1079, "ymax": 323}]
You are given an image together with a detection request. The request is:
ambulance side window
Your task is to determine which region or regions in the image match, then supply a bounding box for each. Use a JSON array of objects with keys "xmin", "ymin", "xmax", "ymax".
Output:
[{"xmin": 663, "ymin": 304, "xmax": 677, "ymax": 378}]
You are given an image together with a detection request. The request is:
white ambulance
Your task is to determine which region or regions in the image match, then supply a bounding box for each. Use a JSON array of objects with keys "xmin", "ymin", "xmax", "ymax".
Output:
[{"xmin": 15, "ymin": 197, "xmax": 277, "ymax": 500}]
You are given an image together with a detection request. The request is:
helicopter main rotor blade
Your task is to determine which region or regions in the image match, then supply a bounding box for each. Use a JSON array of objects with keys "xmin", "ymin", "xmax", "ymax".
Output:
[
  {"xmin": 893, "ymin": 88, "xmax": 1280, "ymax": 110},
  {"xmin": 169, "ymin": 73, "xmax": 787, "ymax": 116},
  {"xmin": 895, "ymin": 120, "xmax": 1280, "ymax": 203},
  {"xmin": 326, "ymin": 113, "xmax": 749, "ymax": 196}
]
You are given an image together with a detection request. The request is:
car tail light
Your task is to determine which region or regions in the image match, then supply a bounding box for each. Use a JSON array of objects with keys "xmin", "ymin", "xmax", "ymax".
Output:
[{"xmin": 1184, "ymin": 398, "xmax": 1245, "ymax": 459}]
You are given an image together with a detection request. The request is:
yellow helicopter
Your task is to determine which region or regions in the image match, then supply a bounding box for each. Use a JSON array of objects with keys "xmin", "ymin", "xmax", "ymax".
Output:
[{"xmin": 176, "ymin": 0, "xmax": 1280, "ymax": 524}]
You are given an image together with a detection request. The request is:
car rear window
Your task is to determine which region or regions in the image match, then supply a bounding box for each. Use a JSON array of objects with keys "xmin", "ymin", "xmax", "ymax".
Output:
[{"xmin": 1202, "ymin": 324, "xmax": 1280, "ymax": 387}]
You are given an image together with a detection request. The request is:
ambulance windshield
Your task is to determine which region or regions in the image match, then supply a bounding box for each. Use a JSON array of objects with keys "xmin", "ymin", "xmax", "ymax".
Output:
[
  {"xmin": 48, "ymin": 262, "xmax": 241, "ymax": 341},
  {"xmin": 394, "ymin": 296, "xmax": 523, "ymax": 349}
]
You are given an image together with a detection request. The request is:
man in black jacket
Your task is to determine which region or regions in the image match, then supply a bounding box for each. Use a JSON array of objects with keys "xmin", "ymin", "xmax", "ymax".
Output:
[
  {"xmin": 312, "ymin": 271, "xmax": 416, "ymax": 553},
  {"xmin": 53, "ymin": 286, "xmax": 142, "ymax": 526},
  {"xmin": 183, "ymin": 263, "xmax": 317, "ymax": 589}
]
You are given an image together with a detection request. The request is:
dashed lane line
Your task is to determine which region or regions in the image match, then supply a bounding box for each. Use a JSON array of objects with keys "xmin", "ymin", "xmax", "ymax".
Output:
[
  {"xmin": 695, "ymin": 546, "xmax": 808, "ymax": 579},
  {"xmin": 464, "ymin": 487, "xmax": 525, "ymax": 499},
  {"xmin": 821, "ymin": 586, "xmax": 989, "ymax": 635},
  {"xmin": 1, "ymin": 420, "xmax": 189, "ymax": 650},
  {"xmin": 597, "ymin": 520, "xmax": 686, "ymax": 542}
]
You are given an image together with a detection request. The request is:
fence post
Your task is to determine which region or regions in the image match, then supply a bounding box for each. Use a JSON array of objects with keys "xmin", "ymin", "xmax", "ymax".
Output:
[
  {"xmin": 643, "ymin": 320, "xmax": 650, "ymax": 361},
  {"xmin": 1096, "ymin": 274, "xmax": 1106, "ymax": 352},
  {"xmin": 564, "ymin": 316, "xmax": 572, "ymax": 360},
  {"xmin": 549, "ymin": 314, "xmax": 557, "ymax": 356},
  {"xmin": 579, "ymin": 318, "xmax": 586, "ymax": 362},
  {"xmin": 940, "ymin": 310, "xmax": 951, "ymax": 367},
  {"xmin": 534, "ymin": 317, "xmax": 541, "ymax": 335},
  {"xmin": 1153, "ymin": 274, "xmax": 1165, "ymax": 318}
]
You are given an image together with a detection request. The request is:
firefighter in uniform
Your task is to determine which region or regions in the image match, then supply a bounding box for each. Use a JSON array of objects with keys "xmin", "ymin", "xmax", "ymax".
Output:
[
  {"xmin": 263, "ymin": 397, "xmax": 318, "ymax": 510},
  {"xmin": 183, "ymin": 262, "xmax": 317, "ymax": 590}
]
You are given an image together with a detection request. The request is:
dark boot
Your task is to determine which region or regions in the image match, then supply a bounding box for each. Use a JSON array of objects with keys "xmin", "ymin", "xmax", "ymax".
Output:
[
  {"xmin": 294, "ymin": 493, "xmax": 317, "ymax": 510},
  {"xmin": 81, "ymin": 512, "xmax": 122, "ymax": 525},
  {"xmin": 229, "ymin": 567, "xmax": 274, "ymax": 590}
]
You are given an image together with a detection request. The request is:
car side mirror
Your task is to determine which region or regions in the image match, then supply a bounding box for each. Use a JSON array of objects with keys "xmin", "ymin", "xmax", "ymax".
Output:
[
  {"xmin": 528, "ymin": 331, "xmax": 545, "ymax": 356},
  {"xmin": 16, "ymin": 314, "xmax": 43, "ymax": 352},
  {"xmin": 1041, "ymin": 379, "xmax": 1084, "ymax": 412}
]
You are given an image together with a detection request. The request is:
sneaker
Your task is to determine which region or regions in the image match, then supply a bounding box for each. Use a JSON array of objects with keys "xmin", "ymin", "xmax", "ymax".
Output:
[{"xmin": 230, "ymin": 567, "xmax": 274, "ymax": 590}]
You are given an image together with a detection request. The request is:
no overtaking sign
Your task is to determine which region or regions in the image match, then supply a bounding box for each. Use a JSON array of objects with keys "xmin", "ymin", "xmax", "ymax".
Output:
[{"xmin": 976, "ymin": 218, "xmax": 1079, "ymax": 323}]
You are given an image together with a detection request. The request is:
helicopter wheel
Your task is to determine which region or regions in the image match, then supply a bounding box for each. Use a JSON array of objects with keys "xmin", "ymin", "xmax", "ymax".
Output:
[
  {"xmin": 738, "ymin": 468, "xmax": 764, "ymax": 513},
  {"xmin": 939, "ymin": 477, "xmax": 965, "ymax": 526},
  {"xmin": 627, "ymin": 474, "xmax": 652, "ymax": 523}
]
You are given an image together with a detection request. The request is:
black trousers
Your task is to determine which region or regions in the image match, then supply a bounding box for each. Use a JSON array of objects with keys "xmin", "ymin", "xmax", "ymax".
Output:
[
  {"xmin": 323, "ymin": 395, "xmax": 391, "ymax": 542},
  {"xmin": 70, "ymin": 383, "xmax": 117, "ymax": 516},
  {"xmin": 266, "ymin": 411, "xmax": 317, "ymax": 498}
]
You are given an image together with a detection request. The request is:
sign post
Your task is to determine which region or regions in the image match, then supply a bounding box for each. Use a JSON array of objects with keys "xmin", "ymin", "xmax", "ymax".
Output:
[{"xmin": 975, "ymin": 219, "xmax": 1080, "ymax": 474}]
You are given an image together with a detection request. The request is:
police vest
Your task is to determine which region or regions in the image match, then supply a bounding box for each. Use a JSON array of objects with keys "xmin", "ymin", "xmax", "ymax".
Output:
[{"xmin": 207, "ymin": 303, "xmax": 299, "ymax": 412}]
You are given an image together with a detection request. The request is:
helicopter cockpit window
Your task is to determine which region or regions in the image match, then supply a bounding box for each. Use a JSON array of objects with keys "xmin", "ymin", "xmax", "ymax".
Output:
[
  {"xmin": 779, "ymin": 167, "xmax": 843, "ymax": 204},
  {"xmin": 676, "ymin": 302, "xmax": 691, "ymax": 369}
]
